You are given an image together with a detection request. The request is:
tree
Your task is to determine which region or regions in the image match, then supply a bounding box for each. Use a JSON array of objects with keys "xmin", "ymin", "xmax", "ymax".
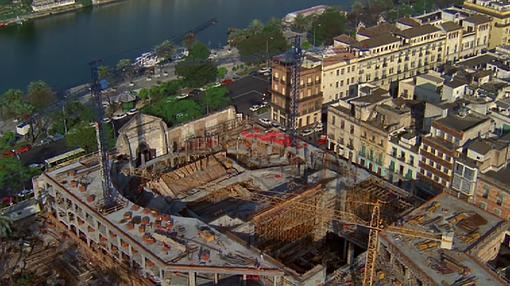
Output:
[
  {"xmin": 0, "ymin": 158, "xmax": 37, "ymax": 191},
  {"xmin": 51, "ymin": 101, "xmax": 95, "ymax": 135},
  {"xmin": 0, "ymin": 132, "xmax": 15, "ymax": 153},
  {"xmin": 310, "ymin": 8, "xmax": 347, "ymax": 46},
  {"xmin": 188, "ymin": 42, "xmax": 210, "ymax": 61},
  {"xmin": 248, "ymin": 19, "xmax": 264, "ymax": 33},
  {"xmin": 143, "ymin": 99, "xmax": 203, "ymax": 125},
  {"xmin": 0, "ymin": 215, "xmax": 12, "ymax": 238},
  {"xmin": 0, "ymin": 89, "xmax": 34, "ymax": 120},
  {"xmin": 217, "ymin": 67, "xmax": 228, "ymax": 80},
  {"xmin": 98, "ymin": 65, "xmax": 111, "ymax": 81},
  {"xmin": 26, "ymin": 81, "xmax": 56, "ymax": 111},
  {"xmin": 176, "ymin": 43, "xmax": 217, "ymax": 87},
  {"xmin": 235, "ymin": 19, "xmax": 288, "ymax": 62},
  {"xmin": 66, "ymin": 122, "xmax": 115, "ymax": 153},
  {"xmin": 154, "ymin": 40, "xmax": 176, "ymax": 61},
  {"xmin": 116, "ymin": 58, "xmax": 134, "ymax": 80},
  {"xmin": 201, "ymin": 87, "xmax": 231, "ymax": 113},
  {"xmin": 291, "ymin": 14, "xmax": 314, "ymax": 33}
]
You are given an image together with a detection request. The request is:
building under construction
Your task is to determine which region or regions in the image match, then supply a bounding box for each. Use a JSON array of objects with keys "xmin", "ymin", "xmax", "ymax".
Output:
[{"xmin": 32, "ymin": 108, "xmax": 510, "ymax": 286}]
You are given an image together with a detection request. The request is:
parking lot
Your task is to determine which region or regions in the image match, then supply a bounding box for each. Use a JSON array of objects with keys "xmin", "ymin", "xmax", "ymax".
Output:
[{"xmin": 227, "ymin": 74, "xmax": 270, "ymax": 115}]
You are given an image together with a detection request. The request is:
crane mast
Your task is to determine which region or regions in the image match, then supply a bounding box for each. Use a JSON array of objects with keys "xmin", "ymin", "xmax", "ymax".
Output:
[
  {"xmin": 289, "ymin": 36, "xmax": 302, "ymax": 148},
  {"xmin": 90, "ymin": 60, "xmax": 116, "ymax": 208}
]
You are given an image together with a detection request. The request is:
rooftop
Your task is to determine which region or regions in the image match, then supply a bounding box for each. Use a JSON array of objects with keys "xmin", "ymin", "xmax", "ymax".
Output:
[
  {"xmin": 352, "ymin": 35, "xmax": 400, "ymax": 50},
  {"xmin": 357, "ymin": 23, "xmax": 398, "ymax": 38},
  {"xmin": 395, "ymin": 24, "xmax": 440, "ymax": 39},
  {"xmin": 434, "ymin": 112, "xmax": 490, "ymax": 132},
  {"xmin": 44, "ymin": 158, "xmax": 281, "ymax": 272},
  {"xmin": 483, "ymin": 165, "xmax": 510, "ymax": 191},
  {"xmin": 463, "ymin": 14, "xmax": 492, "ymax": 25},
  {"xmin": 397, "ymin": 17, "xmax": 421, "ymax": 28},
  {"xmin": 381, "ymin": 193, "xmax": 508, "ymax": 286},
  {"xmin": 439, "ymin": 21, "xmax": 463, "ymax": 32}
]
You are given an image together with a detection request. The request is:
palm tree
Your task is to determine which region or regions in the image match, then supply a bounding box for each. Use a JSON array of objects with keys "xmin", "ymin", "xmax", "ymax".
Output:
[{"xmin": 0, "ymin": 215, "xmax": 12, "ymax": 238}]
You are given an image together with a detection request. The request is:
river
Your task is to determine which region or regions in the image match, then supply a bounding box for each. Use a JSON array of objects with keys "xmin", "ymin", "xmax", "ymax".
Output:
[{"xmin": 0, "ymin": 0, "xmax": 349, "ymax": 93}]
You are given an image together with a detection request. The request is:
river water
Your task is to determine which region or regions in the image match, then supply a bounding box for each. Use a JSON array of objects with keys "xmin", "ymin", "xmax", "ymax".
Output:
[{"xmin": 0, "ymin": 0, "xmax": 348, "ymax": 93}]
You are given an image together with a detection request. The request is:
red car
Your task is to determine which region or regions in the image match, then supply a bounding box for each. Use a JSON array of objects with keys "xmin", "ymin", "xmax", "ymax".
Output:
[
  {"xmin": 15, "ymin": 145, "xmax": 31, "ymax": 155},
  {"xmin": 3, "ymin": 150, "xmax": 15, "ymax": 158},
  {"xmin": 221, "ymin": 79, "xmax": 234, "ymax": 86}
]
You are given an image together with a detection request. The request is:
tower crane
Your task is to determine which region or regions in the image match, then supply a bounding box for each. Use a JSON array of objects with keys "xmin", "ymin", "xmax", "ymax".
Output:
[{"xmin": 232, "ymin": 189, "xmax": 452, "ymax": 286}]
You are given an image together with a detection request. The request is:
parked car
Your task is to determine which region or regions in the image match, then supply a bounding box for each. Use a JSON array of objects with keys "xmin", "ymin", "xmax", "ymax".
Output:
[
  {"xmin": 258, "ymin": 67, "xmax": 270, "ymax": 74},
  {"xmin": 50, "ymin": 134, "xmax": 64, "ymax": 142},
  {"xmin": 127, "ymin": 108, "xmax": 139, "ymax": 115},
  {"xmin": 278, "ymin": 126, "xmax": 287, "ymax": 132},
  {"xmin": 29, "ymin": 163, "xmax": 44, "ymax": 170},
  {"xmin": 301, "ymin": 129, "xmax": 314, "ymax": 137},
  {"xmin": 113, "ymin": 113, "xmax": 127, "ymax": 120},
  {"xmin": 1, "ymin": 196, "xmax": 14, "ymax": 207},
  {"xmin": 3, "ymin": 150, "xmax": 15, "ymax": 158},
  {"xmin": 258, "ymin": 118, "xmax": 271, "ymax": 126},
  {"xmin": 249, "ymin": 105, "xmax": 260, "ymax": 112},
  {"xmin": 221, "ymin": 79, "xmax": 234, "ymax": 86},
  {"xmin": 271, "ymin": 122, "xmax": 280, "ymax": 128},
  {"xmin": 17, "ymin": 189, "xmax": 34, "ymax": 198},
  {"xmin": 15, "ymin": 145, "xmax": 31, "ymax": 155},
  {"xmin": 314, "ymin": 122, "xmax": 324, "ymax": 132},
  {"xmin": 176, "ymin": 93, "xmax": 189, "ymax": 100}
]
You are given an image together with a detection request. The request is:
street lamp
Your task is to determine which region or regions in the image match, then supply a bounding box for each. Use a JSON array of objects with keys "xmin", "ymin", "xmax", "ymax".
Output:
[
  {"xmin": 266, "ymin": 36, "xmax": 274, "ymax": 68},
  {"xmin": 313, "ymin": 24, "xmax": 322, "ymax": 47}
]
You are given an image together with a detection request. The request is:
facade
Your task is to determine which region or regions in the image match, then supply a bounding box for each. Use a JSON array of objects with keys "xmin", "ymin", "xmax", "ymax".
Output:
[
  {"xmin": 31, "ymin": 0, "xmax": 75, "ymax": 12},
  {"xmin": 270, "ymin": 54, "xmax": 323, "ymax": 129},
  {"xmin": 476, "ymin": 166, "xmax": 510, "ymax": 219},
  {"xmin": 327, "ymin": 85, "xmax": 412, "ymax": 178},
  {"xmin": 387, "ymin": 130, "xmax": 421, "ymax": 184},
  {"xmin": 419, "ymin": 111, "xmax": 492, "ymax": 191},
  {"xmin": 33, "ymin": 160, "xmax": 283, "ymax": 286},
  {"xmin": 116, "ymin": 107, "xmax": 239, "ymax": 167},
  {"xmin": 320, "ymin": 13, "xmax": 490, "ymax": 104},
  {"xmin": 464, "ymin": 0, "xmax": 510, "ymax": 49}
]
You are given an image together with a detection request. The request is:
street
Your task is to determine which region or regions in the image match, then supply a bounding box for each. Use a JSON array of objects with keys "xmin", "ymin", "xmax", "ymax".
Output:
[{"xmin": 227, "ymin": 74, "xmax": 270, "ymax": 114}]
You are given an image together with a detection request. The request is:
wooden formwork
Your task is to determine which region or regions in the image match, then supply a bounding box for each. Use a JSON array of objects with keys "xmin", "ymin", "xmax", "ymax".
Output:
[{"xmin": 252, "ymin": 184, "xmax": 335, "ymax": 252}]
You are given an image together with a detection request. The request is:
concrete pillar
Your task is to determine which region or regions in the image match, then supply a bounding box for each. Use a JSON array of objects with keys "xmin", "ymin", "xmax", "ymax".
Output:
[
  {"xmin": 188, "ymin": 272, "xmax": 196, "ymax": 286},
  {"xmin": 213, "ymin": 273, "xmax": 219, "ymax": 285},
  {"xmin": 273, "ymin": 276, "xmax": 278, "ymax": 286},
  {"xmin": 347, "ymin": 241, "xmax": 355, "ymax": 265},
  {"xmin": 242, "ymin": 274, "xmax": 247, "ymax": 286}
]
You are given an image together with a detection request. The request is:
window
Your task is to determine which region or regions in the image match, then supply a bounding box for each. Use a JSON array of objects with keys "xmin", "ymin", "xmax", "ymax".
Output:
[
  {"xmin": 400, "ymin": 151, "xmax": 405, "ymax": 160},
  {"xmin": 497, "ymin": 193, "xmax": 504, "ymax": 206},
  {"xmin": 495, "ymin": 209, "xmax": 502, "ymax": 216},
  {"xmin": 409, "ymin": 155, "xmax": 415, "ymax": 165},
  {"xmin": 482, "ymin": 186, "xmax": 489, "ymax": 199},
  {"xmin": 480, "ymin": 202, "xmax": 487, "ymax": 210},
  {"xmin": 392, "ymin": 147, "xmax": 397, "ymax": 157},
  {"xmin": 350, "ymin": 125, "xmax": 354, "ymax": 134},
  {"xmin": 331, "ymin": 115, "xmax": 336, "ymax": 125},
  {"xmin": 340, "ymin": 120, "xmax": 345, "ymax": 129}
]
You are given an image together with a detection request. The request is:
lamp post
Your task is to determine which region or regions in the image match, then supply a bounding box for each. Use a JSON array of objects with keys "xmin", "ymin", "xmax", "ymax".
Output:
[
  {"xmin": 266, "ymin": 36, "xmax": 274, "ymax": 68},
  {"xmin": 313, "ymin": 24, "xmax": 321, "ymax": 47}
]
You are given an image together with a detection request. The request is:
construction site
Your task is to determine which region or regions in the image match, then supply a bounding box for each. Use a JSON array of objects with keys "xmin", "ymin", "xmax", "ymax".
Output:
[{"xmin": 28, "ymin": 49, "xmax": 510, "ymax": 286}]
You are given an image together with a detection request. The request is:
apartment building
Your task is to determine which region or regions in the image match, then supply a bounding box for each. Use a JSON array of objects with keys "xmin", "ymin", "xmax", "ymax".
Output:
[
  {"xmin": 270, "ymin": 54, "xmax": 322, "ymax": 129},
  {"xmin": 387, "ymin": 130, "xmax": 421, "ymax": 185},
  {"xmin": 476, "ymin": 166, "xmax": 510, "ymax": 219},
  {"xmin": 31, "ymin": 0, "xmax": 75, "ymax": 12},
  {"xmin": 464, "ymin": 0, "xmax": 510, "ymax": 49},
  {"xmin": 452, "ymin": 134, "xmax": 510, "ymax": 200},
  {"xmin": 419, "ymin": 110, "xmax": 492, "ymax": 192},
  {"xmin": 327, "ymin": 85, "xmax": 412, "ymax": 178},
  {"xmin": 320, "ymin": 12, "xmax": 490, "ymax": 104}
]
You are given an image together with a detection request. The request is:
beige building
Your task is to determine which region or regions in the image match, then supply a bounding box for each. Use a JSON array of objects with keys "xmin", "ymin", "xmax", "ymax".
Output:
[
  {"xmin": 321, "ymin": 13, "xmax": 490, "ymax": 104},
  {"xmin": 327, "ymin": 85, "xmax": 412, "ymax": 178},
  {"xmin": 464, "ymin": 0, "xmax": 510, "ymax": 49},
  {"xmin": 270, "ymin": 54, "xmax": 323, "ymax": 129}
]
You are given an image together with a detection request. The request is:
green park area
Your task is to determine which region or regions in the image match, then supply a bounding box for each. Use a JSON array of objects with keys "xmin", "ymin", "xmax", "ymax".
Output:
[{"xmin": 0, "ymin": 0, "xmax": 31, "ymax": 22}]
